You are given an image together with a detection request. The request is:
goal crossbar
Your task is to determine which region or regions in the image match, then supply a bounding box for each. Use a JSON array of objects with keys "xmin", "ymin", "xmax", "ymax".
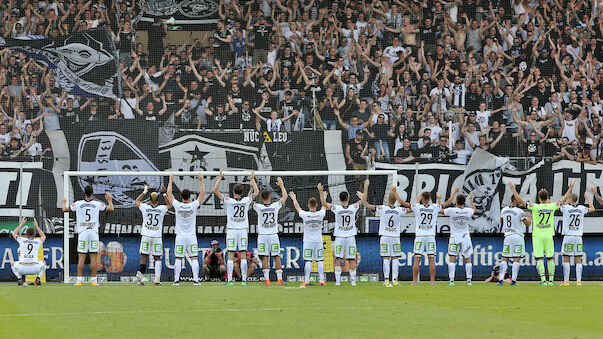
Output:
[{"xmin": 62, "ymin": 170, "xmax": 398, "ymax": 283}]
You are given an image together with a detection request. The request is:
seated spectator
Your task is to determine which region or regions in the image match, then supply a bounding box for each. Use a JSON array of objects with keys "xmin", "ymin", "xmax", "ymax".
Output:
[{"xmin": 233, "ymin": 251, "xmax": 259, "ymax": 281}]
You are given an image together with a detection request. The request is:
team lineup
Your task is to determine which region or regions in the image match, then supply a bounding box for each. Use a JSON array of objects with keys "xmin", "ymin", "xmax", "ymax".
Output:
[{"xmin": 9, "ymin": 172, "xmax": 595, "ymax": 287}]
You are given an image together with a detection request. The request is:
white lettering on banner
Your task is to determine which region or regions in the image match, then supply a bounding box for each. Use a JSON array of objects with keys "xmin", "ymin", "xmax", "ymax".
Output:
[
  {"xmin": 286, "ymin": 246, "xmax": 300, "ymax": 268},
  {"xmin": 51, "ymin": 247, "xmax": 63, "ymax": 269},
  {"xmin": 0, "ymin": 173, "xmax": 17, "ymax": 205},
  {"xmin": 595, "ymin": 252, "xmax": 603, "ymax": 266},
  {"xmin": 1, "ymin": 248, "xmax": 15, "ymax": 269}
]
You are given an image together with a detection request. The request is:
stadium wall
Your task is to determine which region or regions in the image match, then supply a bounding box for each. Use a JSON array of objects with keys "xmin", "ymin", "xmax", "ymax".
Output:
[{"xmin": 1, "ymin": 236, "xmax": 602, "ymax": 281}]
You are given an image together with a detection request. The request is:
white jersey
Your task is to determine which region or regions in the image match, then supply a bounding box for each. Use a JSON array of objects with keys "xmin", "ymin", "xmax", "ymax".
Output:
[
  {"xmin": 71, "ymin": 199, "xmax": 106, "ymax": 234},
  {"xmin": 411, "ymin": 203, "xmax": 441, "ymax": 236},
  {"xmin": 377, "ymin": 205, "xmax": 407, "ymax": 237},
  {"xmin": 500, "ymin": 206, "xmax": 527, "ymax": 237},
  {"xmin": 139, "ymin": 203, "xmax": 168, "ymax": 237},
  {"xmin": 560, "ymin": 204, "xmax": 588, "ymax": 236},
  {"xmin": 253, "ymin": 201, "xmax": 282, "ymax": 235},
  {"xmin": 17, "ymin": 237, "xmax": 43, "ymax": 263},
  {"xmin": 331, "ymin": 203, "xmax": 360, "ymax": 237},
  {"xmin": 299, "ymin": 209, "xmax": 326, "ymax": 242},
  {"xmin": 172, "ymin": 200, "xmax": 200, "ymax": 236},
  {"xmin": 224, "ymin": 196, "xmax": 253, "ymax": 230},
  {"xmin": 444, "ymin": 207, "xmax": 474, "ymax": 238}
]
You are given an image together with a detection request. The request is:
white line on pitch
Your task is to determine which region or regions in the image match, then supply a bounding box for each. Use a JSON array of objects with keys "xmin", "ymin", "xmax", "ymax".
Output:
[{"xmin": 0, "ymin": 306, "xmax": 398, "ymax": 317}]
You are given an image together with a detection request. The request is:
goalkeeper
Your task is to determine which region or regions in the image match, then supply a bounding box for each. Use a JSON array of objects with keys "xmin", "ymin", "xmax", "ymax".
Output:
[{"xmin": 509, "ymin": 182, "xmax": 573, "ymax": 286}]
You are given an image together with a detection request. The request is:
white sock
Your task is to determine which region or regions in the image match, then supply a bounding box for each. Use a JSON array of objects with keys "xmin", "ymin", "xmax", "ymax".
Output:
[
  {"xmin": 240, "ymin": 259, "xmax": 248, "ymax": 282},
  {"xmin": 563, "ymin": 262, "xmax": 570, "ymax": 282},
  {"xmin": 349, "ymin": 269, "xmax": 356, "ymax": 282},
  {"xmin": 227, "ymin": 259, "xmax": 234, "ymax": 282},
  {"xmin": 391, "ymin": 259, "xmax": 399, "ymax": 281},
  {"xmin": 191, "ymin": 260, "xmax": 199, "ymax": 282},
  {"xmin": 465, "ymin": 263, "xmax": 472, "ymax": 281},
  {"xmin": 317, "ymin": 261, "xmax": 325, "ymax": 283},
  {"xmin": 448, "ymin": 263, "xmax": 456, "ymax": 282},
  {"xmin": 263, "ymin": 269, "xmax": 270, "ymax": 281},
  {"xmin": 91, "ymin": 276, "xmax": 97, "ymax": 283},
  {"xmin": 276, "ymin": 269, "xmax": 283, "ymax": 281},
  {"xmin": 174, "ymin": 259, "xmax": 182, "ymax": 282},
  {"xmin": 335, "ymin": 266, "xmax": 342, "ymax": 284},
  {"xmin": 37, "ymin": 264, "xmax": 46, "ymax": 278},
  {"xmin": 155, "ymin": 261, "xmax": 162, "ymax": 282},
  {"xmin": 304, "ymin": 261, "xmax": 312, "ymax": 283},
  {"xmin": 77, "ymin": 276, "xmax": 83, "ymax": 283},
  {"xmin": 383, "ymin": 258, "xmax": 391, "ymax": 282},
  {"xmin": 499, "ymin": 261, "xmax": 508, "ymax": 282},
  {"xmin": 511, "ymin": 262, "xmax": 520, "ymax": 281},
  {"xmin": 576, "ymin": 263, "xmax": 583, "ymax": 282},
  {"xmin": 11, "ymin": 265, "xmax": 22, "ymax": 279}
]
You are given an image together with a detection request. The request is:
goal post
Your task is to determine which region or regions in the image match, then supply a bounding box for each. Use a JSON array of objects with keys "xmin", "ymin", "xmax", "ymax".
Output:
[{"xmin": 62, "ymin": 170, "xmax": 398, "ymax": 283}]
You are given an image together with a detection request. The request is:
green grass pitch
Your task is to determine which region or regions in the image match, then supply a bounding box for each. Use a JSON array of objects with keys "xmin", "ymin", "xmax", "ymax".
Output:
[{"xmin": 1, "ymin": 281, "xmax": 602, "ymax": 338}]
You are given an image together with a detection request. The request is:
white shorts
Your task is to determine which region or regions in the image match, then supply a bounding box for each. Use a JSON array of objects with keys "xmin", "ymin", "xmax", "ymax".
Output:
[
  {"xmin": 380, "ymin": 236, "xmax": 402, "ymax": 257},
  {"xmin": 226, "ymin": 229, "xmax": 248, "ymax": 252},
  {"xmin": 12, "ymin": 261, "xmax": 45, "ymax": 276},
  {"xmin": 303, "ymin": 241, "xmax": 325, "ymax": 261},
  {"xmin": 414, "ymin": 235, "xmax": 436, "ymax": 256},
  {"xmin": 140, "ymin": 236, "xmax": 163, "ymax": 257},
  {"xmin": 334, "ymin": 236, "xmax": 357, "ymax": 259},
  {"xmin": 502, "ymin": 234, "xmax": 525, "ymax": 258},
  {"xmin": 257, "ymin": 234, "xmax": 280, "ymax": 256},
  {"xmin": 77, "ymin": 229, "xmax": 99, "ymax": 253},
  {"xmin": 174, "ymin": 235, "xmax": 198, "ymax": 258},
  {"xmin": 561, "ymin": 236, "xmax": 583, "ymax": 256},
  {"xmin": 448, "ymin": 234, "xmax": 473, "ymax": 258}
]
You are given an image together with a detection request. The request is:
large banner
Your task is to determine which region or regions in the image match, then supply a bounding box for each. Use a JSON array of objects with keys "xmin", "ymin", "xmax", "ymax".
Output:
[
  {"xmin": 12, "ymin": 124, "xmax": 603, "ymax": 234},
  {"xmin": 2, "ymin": 236, "xmax": 603, "ymax": 281},
  {"xmin": 139, "ymin": 0, "xmax": 220, "ymax": 30},
  {"xmin": 1, "ymin": 28, "xmax": 121, "ymax": 98},
  {"xmin": 377, "ymin": 158, "xmax": 603, "ymax": 233}
]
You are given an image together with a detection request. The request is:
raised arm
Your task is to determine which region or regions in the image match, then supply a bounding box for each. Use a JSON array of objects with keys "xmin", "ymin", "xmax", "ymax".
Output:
[
  {"xmin": 105, "ymin": 193, "xmax": 115, "ymax": 212},
  {"xmin": 560, "ymin": 181, "xmax": 576, "ymax": 205},
  {"xmin": 317, "ymin": 183, "xmax": 332, "ymax": 209},
  {"xmin": 357, "ymin": 179, "xmax": 375, "ymax": 210},
  {"xmin": 248, "ymin": 171, "xmax": 259, "ymax": 198},
  {"xmin": 589, "ymin": 185, "xmax": 603, "ymax": 205},
  {"xmin": 61, "ymin": 198, "xmax": 71, "ymax": 212},
  {"xmin": 213, "ymin": 170, "xmax": 225, "ymax": 201},
  {"xmin": 442, "ymin": 186, "xmax": 460, "ymax": 208},
  {"xmin": 508, "ymin": 182, "xmax": 526, "ymax": 207},
  {"xmin": 11, "ymin": 217, "xmax": 27, "ymax": 240},
  {"xmin": 135, "ymin": 185, "xmax": 149, "ymax": 208},
  {"xmin": 584, "ymin": 192, "xmax": 595, "ymax": 214},
  {"xmin": 166, "ymin": 173, "xmax": 176, "ymax": 204},
  {"xmin": 276, "ymin": 177, "xmax": 288, "ymax": 205},
  {"xmin": 197, "ymin": 173, "xmax": 205, "ymax": 204},
  {"xmin": 289, "ymin": 191, "xmax": 302, "ymax": 213},
  {"xmin": 468, "ymin": 192, "xmax": 476, "ymax": 213},
  {"xmin": 33, "ymin": 218, "xmax": 45, "ymax": 243},
  {"xmin": 391, "ymin": 184, "xmax": 410, "ymax": 208}
]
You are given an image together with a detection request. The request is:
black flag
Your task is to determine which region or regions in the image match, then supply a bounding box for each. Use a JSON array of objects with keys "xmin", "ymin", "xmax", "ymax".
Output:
[{"xmin": 0, "ymin": 27, "xmax": 121, "ymax": 98}]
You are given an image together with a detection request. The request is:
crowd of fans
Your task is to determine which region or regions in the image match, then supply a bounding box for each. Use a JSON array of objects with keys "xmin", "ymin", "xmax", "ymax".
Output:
[{"xmin": 0, "ymin": 0, "xmax": 602, "ymax": 167}]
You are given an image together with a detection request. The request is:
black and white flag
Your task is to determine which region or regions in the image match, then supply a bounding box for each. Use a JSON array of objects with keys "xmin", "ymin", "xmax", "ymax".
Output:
[
  {"xmin": 0, "ymin": 27, "xmax": 121, "ymax": 98},
  {"xmin": 460, "ymin": 148, "xmax": 509, "ymax": 232},
  {"xmin": 139, "ymin": 0, "xmax": 220, "ymax": 30}
]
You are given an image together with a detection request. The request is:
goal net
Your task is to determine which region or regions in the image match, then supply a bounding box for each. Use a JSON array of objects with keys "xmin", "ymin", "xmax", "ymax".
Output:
[{"xmin": 62, "ymin": 170, "xmax": 397, "ymax": 283}]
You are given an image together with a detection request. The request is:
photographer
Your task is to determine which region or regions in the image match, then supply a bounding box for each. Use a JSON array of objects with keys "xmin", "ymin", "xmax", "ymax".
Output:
[{"xmin": 202, "ymin": 240, "xmax": 226, "ymax": 281}]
